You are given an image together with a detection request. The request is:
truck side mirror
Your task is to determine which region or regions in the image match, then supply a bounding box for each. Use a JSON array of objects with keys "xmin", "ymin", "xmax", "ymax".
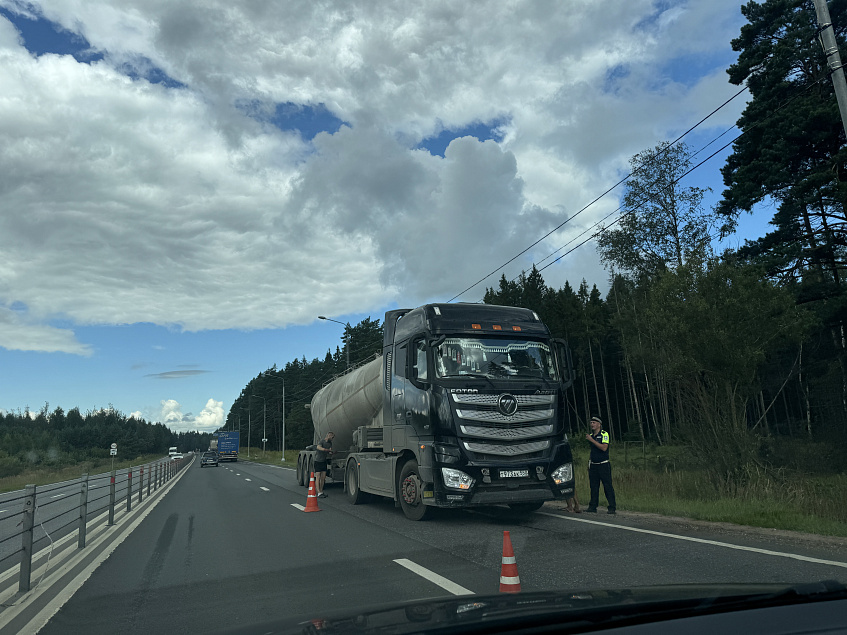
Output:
[
  {"xmin": 552, "ymin": 338, "xmax": 574, "ymax": 389},
  {"xmin": 429, "ymin": 334, "xmax": 446, "ymax": 349},
  {"xmin": 409, "ymin": 364, "xmax": 430, "ymax": 388}
]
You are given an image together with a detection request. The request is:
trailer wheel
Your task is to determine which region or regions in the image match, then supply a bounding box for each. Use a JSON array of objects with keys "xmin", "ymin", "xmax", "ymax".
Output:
[
  {"xmin": 296, "ymin": 457, "xmax": 305, "ymax": 486},
  {"xmin": 346, "ymin": 461, "xmax": 366, "ymax": 505},
  {"xmin": 398, "ymin": 460, "xmax": 431, "ymax": 521}
]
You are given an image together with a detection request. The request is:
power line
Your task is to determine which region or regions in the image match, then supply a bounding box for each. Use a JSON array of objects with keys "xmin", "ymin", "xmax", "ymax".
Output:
[
  {"xmin": 468, "ymin": 66, "xmax": 834, "ymax": 299},
  {"xmin": 536, "ymin": 75, "xmax": 833, "ymax": 277},
  {"xmin": 445, "ymin": 85, "xmax": 750, "ymax": 303}
]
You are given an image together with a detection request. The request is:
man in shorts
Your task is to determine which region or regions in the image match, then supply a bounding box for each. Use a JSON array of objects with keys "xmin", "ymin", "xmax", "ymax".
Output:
[{"xmin": 315, "ymin": 431, "xmax": 334, "ymax": 498}]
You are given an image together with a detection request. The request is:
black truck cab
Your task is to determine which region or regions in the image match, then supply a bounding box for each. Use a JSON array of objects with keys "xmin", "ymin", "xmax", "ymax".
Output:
[{"xmin": 383, "ymin": 303, "xmax": 576, "ymax": 515}]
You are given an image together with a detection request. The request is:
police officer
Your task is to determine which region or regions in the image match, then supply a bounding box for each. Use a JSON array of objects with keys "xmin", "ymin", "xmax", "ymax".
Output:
[{"xmin": 585, "ymin": 416, "xmax": 616, "ymax": 514}]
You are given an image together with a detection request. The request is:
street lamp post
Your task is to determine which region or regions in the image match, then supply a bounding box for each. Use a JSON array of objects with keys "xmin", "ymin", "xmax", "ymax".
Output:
[
  {"xmin": 251, "ymin": 394, "xmax": 268, "ymax": 456},
  {"xmin": 318, "ymin": 315, "xmax": 350, "ymax": 370},
  {"xmin": 260, "ymin": 375, "xmax": 287, "ymax": 462}
]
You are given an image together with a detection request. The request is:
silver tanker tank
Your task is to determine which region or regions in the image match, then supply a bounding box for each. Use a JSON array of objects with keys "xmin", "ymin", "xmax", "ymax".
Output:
[{"xmin": 309, "ymin": 356, "xmax": 383, "ymax": 451}]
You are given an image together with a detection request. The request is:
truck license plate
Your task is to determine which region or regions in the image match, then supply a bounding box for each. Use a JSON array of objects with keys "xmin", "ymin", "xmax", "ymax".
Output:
[{"xmin": 500, "ymin": 469, "xmax": 529, "ymax": 478}]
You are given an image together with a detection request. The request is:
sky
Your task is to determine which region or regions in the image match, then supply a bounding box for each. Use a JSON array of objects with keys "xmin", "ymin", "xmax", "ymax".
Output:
[{"xmin": 0, "ymin": 0, "xmax": 771, "ymax": 434}]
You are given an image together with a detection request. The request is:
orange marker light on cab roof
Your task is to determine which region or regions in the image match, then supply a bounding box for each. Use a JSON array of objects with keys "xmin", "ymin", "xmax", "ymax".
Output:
[
  {"xmin": 513, "ymin": 326, "xmax": 522, "ymax": 331},
  {"xmin": 493, "ymin": 325, "xmax": 502, "ymax": 330},
  {"xmin": 472, "ymin": 324, "xmax": 481, "ymax": 329}
]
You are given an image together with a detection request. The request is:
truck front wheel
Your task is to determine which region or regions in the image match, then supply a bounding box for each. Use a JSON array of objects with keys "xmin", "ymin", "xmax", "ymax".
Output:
[
  {"xmin": 346, "ymin": 461, "xmax": 367, "ymax": 505},
  {"xmin": 398, "ymin": 460, "xmax": 431, "ymax": 521}
]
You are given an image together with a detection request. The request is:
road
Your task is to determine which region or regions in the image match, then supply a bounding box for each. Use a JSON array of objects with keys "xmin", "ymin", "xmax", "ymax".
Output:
[{"xmin": 21, "ymin": 459, "xmax": 847, "ymax": 634}]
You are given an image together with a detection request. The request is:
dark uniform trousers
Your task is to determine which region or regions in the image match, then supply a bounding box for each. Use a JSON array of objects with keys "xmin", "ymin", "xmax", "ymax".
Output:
[{"xmin": 588, "ymin": 461, "xmax": 616, "ymax": 512}]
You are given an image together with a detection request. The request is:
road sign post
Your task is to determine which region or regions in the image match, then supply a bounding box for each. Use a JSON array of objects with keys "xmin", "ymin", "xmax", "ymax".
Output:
[{"xmin": 108, "ymin": 464, "xmax": 116, "ymax": 526}]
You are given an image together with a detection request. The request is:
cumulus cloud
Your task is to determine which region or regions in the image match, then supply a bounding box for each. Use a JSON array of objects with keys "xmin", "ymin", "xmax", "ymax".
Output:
[
  {"xmin": 0, "ymin": 0, "xmax": 747, "ymax": 351},
  {"xmin": 155, "ymin": 397, "xmax": 223, "ymax": 432},
  {"xmin": 0, "ymin": 307, "xmax": 92, "ymax": 356}
]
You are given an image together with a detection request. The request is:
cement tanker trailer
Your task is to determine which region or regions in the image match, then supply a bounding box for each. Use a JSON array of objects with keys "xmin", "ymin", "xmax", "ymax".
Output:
[{"xmin": 297, "ymin": 303, "xmax": 577, "ymax": 520}]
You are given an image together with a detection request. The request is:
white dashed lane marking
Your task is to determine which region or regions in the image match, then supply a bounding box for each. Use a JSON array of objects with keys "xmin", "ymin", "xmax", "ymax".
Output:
[{"xmin": 393, "ymin": 559, "xmax": 473, "ymax": 596}]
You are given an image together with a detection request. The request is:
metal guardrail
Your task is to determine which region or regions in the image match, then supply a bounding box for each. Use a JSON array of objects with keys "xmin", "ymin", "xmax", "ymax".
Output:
[{"xmin": 0, "ymin": 455, "xmax": 189, "ymax": 593}]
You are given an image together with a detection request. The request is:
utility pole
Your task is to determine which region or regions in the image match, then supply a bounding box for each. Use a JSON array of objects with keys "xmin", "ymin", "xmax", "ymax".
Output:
[
  {"xmin": 282, "ymin": 379, "xmax": 286, "ymax": 461},
  {"xmin": 813, "ymin": 0, "xmax": 847, "ymax": 139}
]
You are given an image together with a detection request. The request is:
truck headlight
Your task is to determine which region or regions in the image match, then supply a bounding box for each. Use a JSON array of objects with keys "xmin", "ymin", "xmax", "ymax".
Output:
[
  {"xmin": 551, "ymin": 463, "xmax": 573, "ymax": 485},
  {"xmin": 441, "ymin": 467, "xmax": 475, "ymax": 490}
]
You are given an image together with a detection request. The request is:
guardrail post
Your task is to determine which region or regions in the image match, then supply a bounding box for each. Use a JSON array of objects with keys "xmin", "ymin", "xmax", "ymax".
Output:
[
  {"xmin": 78, "ymin": 474, "xmax": 89, "ymax": 548},
  {"xmin": 138, "ymin": 466, "xmax": 144, "ymax": 504},
  {"xmin": 108, "ymin": 467, "xmax": 116, "ymax": 525},
  {"xmin": 19, "ymin": 484, "xmax": 36, "ymax": 593},
  {"xmin": 126, "ymin": 469, "xmax": 133, "ymax": 512},
  {"xmin": 147, "ymin": 463, "xmax": 152, "ymax": 496}
]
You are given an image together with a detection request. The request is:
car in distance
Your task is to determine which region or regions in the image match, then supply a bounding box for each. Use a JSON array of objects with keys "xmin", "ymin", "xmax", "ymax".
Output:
[
  {"xmin": 170, "ymin": 453, "xmax": 184, "ymax": 461},
  {"xmin": 200, "ymin": 451, "xmax": 218, "ymax": 467}
]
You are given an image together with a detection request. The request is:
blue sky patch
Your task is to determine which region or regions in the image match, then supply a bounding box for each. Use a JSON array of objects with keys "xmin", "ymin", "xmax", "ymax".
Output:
[
  {"xmin": 634, "ymin": 0, "xmax": 676, "ymax": 32},
  {"xmin": 271, "ymin": 102, "xmax": 347, "ymax": 141},
  {"xmin": 117, "ymin": 59, "xmax": 186, "ymax": 89},
  {"xmin": 603, "ymin": 64, "xmax": 631, "ymax": 94},
  {"xmin": 418, "ymin": 119, "xmax": 507, "ymax": 157},
  {"xmin": 0, "ymin": 6, "xmax": 103, "ymax": 62},
  {"xmin": 659, "ymin": 50, "xmax": 735, "ymax": 88}
]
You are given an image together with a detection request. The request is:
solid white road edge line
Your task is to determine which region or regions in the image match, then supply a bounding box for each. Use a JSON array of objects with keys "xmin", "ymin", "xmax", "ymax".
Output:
[
  {"xmin": 538, "ymin": 511, "xmax": 847, "ymax": 569},
  {"xmin": 393, "ymin": 558, "xmax": 474, "ymax": 596}
]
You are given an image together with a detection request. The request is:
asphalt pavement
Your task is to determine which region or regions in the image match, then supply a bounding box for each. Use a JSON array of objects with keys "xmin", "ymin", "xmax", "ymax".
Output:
[{"xmin": 12, "ymin": 458, "xmax": 846, "ymax": 634}]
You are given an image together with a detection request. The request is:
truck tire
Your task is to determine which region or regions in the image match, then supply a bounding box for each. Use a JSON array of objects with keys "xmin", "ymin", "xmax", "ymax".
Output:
[
  {"xmin": 296, "ymin": 457, "xmax": 305, "ymax": 486},
  {"xmin": 346, "ymin": 460, "xmax": 367, "ymax": 505},
  {"xmin": 398, "ymin": 460, "xmax": 431, "ymax": 521}
]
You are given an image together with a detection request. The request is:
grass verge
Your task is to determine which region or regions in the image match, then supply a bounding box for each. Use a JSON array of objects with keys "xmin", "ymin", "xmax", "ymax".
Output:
[
  {"xmin": 573, "ymin": 445, "xmax": 847, "ymax": 537},
  {"xmin": 0, "ymin": 454, "xmax": 167, "ymax": 494},
  {"xmin": 239, "ymin": 449, "xmax": 300, "ymax": 467}
]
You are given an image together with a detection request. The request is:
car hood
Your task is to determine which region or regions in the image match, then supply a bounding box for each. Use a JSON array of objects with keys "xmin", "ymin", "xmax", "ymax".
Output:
[{"xmin": 219, "ymin": 580, "xmax": 846, "ymax": 635}]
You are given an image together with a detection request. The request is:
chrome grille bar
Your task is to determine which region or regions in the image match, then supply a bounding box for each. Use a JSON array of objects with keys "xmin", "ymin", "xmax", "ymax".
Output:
[
  {"xmin": 462, "ymin": 440, "xmax": 550, "ymax": 456},
  {"xmin": 455, "ymin": 409, "xmax": 554, "ymax": 423},
  {"xmin": 459, "ymin": 424, "xmax": 554, "ymax": 440},
  {"xmin": 451, "ymin": 393, "xmax": 555, "ymax": 406}
]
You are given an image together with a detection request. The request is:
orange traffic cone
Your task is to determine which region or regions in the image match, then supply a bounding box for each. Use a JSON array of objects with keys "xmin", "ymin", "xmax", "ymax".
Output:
[
  {"xmin": 304, "ymin": 471, "xmax": 321, "ymax": 512},
  {"xmin": 499, "ymin": 530, "xmax": 521, "ymax": 593}
]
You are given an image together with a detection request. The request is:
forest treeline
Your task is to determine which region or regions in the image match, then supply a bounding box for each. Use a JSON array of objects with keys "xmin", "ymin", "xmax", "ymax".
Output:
[
  {"xmin": 0, "ymin": 405, "xmax": 211, "ymax": 478},
  {"xmin": 230, "ymin": 0, "xmax": 847, "ymax": 491}
]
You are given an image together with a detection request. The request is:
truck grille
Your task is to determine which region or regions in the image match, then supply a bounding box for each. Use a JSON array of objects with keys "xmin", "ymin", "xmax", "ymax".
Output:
[
  {"xmin": 455, "ymin": 408, "xmax": 553, "ymax": 424},
  {"xmin": 462, "ymin": 440, "xmax": 550, "ymax": 456},
  {"xmin": 451, "ymin": 394, "xmax": 555, "ymax": 406},
  {"xmin": 460, "ymin": 423, "xmax": 554, "ymax": 440}
]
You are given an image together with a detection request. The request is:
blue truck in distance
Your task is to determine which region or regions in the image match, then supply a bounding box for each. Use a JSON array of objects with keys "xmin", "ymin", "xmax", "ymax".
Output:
[{"xmin": 217, "ymin": 430, "xmax": 239, "ymax": 462}]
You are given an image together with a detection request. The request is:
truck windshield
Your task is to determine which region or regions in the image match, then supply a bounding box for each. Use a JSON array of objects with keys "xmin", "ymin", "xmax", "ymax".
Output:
[{"xmin": 434, "ymin": 337, "xmax": 558, "ymax": 380}]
